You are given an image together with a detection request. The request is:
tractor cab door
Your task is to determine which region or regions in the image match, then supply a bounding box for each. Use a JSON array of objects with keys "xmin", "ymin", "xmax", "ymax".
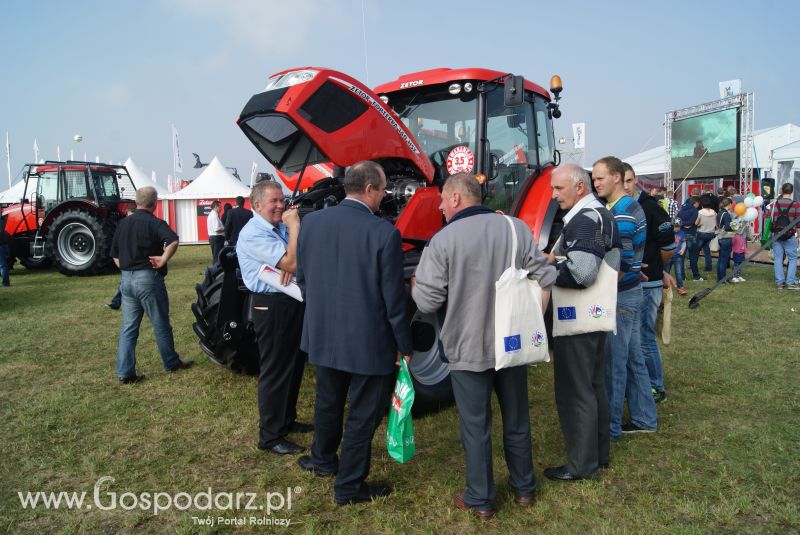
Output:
[{"xmin": 35, "ymin": 170, "xmax": 60, "ymax": 220}]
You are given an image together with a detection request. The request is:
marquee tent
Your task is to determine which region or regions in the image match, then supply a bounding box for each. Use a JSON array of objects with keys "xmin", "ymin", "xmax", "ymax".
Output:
[
  {"xmin": 123, "ymin": 157, "xmax": 169, "ymax": 220},
  {"xmin": 163, "ymin": 157, "xmax": 251, "ymax": 244},
  {"xmin": 0, "ymin": 177, "xmax": 36, "ymax": 205},
  {"xmin": 771, "ymin": 140, "xmax": 800, "ymax": 193}
]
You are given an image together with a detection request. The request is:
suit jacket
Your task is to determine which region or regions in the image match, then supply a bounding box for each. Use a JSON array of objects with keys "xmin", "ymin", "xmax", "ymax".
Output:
[
  {"xmin": 297, "ymin": 198, "xmax": 413, "ymax": 376},
  {"xmin": 223, "ymin": 206, "xmax": 253, "ymax": 245}
]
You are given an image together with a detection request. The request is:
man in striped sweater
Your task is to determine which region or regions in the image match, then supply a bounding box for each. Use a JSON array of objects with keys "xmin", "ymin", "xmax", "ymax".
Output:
[{"xmin": 592, "ymin": 157, "xmax": 658, "ymax": 441}]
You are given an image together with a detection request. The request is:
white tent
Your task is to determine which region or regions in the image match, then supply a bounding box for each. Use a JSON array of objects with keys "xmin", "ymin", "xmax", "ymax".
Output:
[
  {"xmin": 0, "ymin": 177, "xmax": 36, "ymax": 205},
  {"xmin": 771, "ymin": 140, "xmax": 800, "ymax": 193},
  {"xmin": 124, "ymin": 157, "xmax": 168, "ymax": 196},
  {"xmin": 163, "ymin": 157, "xmax": 250, "ymax": 244}
]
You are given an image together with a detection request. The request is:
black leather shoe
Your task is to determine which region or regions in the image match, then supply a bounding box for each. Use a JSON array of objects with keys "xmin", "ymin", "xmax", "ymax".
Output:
[
  {"xmin": 290, "ymin": 421, "xmax": 314, "ymax": 433},
  {"xmin": 298, "ymin": 455, "xmax": 336, "ymax": 477},
  {"xmin": 119, "ymin": 374, "xmax": 145, "ymax": 385},
  {"xmin": 544, "ymin": 466, "xmax": 595, "ymax": 481},
  {"xmin": 335, "ymin": 483, "xmax": 392, "ymax": 505},
  {"xmin": 262, "ymin": 439, "xmax": 305, "ymax": 456},
  {"xmin": 106, "ymin": 302, "xmax": 120, "ymax": 310},
  {"xmin": 167, "ymin": 360, "xmax": 194, "ymax": 372}
]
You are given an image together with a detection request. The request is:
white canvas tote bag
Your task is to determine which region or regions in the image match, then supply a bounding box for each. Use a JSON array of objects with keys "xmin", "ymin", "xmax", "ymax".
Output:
[
  {"xmin": 494, "ymin": 216, "xmax": 549, "ymax": 370},
  {"xmin": 551, "ymin": 208, "xmax": 618, "ymax": 337}
]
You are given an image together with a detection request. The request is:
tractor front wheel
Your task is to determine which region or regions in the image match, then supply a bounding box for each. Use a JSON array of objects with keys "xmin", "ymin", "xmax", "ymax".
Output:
[{"xmin": 46, "ymin": 210, "xmax": 115, "ymax": 275}]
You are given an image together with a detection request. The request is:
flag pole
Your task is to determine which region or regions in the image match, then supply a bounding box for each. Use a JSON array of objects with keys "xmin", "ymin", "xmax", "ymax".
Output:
[{"xmin": 5, "ymin": 132, "xmax": 11, "ymax": 188}]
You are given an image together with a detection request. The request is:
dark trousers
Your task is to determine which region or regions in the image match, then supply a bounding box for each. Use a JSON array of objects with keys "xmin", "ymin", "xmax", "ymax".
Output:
[
  {"xmin": 717, "ymin": 237, "xmax": 732, "ymax": 281},
  {"xmin": 209, "ymin": 235, "xmax": 225, "ymax": 265},
  {"xmin": 553, "ymin": 332, "xmax": 609, "ymax": 477},
  {"xmin": 310, "ymin": 366, "xmax": 393, "ymax": 500},
  {"xmin": 252, "ymin": 293, "xmax": 306, "ymax": 449},
  {"xmin": 450, "ymin": 366, "xmax": 537, "ymax": 510}
]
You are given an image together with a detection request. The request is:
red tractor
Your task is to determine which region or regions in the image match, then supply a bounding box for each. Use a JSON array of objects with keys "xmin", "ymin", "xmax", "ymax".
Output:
[
  {"xmin": 0, "ymin": 162, "xmax": 137, "ymax": 275},
  {"xmin": 192, "ymin": 67, "xmax": 564, "ymax": 413}
]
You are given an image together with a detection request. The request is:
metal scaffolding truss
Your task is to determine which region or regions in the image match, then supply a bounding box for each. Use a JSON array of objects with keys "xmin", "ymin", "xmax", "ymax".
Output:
[{"xmin": 664, "ymin": 92, "xmax": 755, "ymax": 193}]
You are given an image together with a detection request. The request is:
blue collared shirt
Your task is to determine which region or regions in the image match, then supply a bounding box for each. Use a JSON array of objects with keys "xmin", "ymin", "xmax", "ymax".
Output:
[{"xmin": 236, "ymin": 212, "xmax": 290, "ymax": 294}]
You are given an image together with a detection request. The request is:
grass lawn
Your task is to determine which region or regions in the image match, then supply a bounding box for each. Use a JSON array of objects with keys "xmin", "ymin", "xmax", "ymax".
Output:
[{"xmin": 1, "ymin": 245, "xmax": 798, "ymax": 534}]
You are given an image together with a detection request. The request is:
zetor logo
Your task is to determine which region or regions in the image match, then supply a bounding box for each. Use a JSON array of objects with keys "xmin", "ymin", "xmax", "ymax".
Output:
[
  {"xmin": 531, "ymin": 332, "xmax": 545, "ymax": 347},
  {"xmin": 589, "ymin": 304, "xmax": 607, "ymax": 319},
  {"xmin": 399, "ymin": 79, "xmax": 423, "ymax": 89}
]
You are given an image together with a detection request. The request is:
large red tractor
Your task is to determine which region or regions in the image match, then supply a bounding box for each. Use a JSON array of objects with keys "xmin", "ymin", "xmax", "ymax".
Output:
[
  {"xmin": 192, "ymin": 67, "xmax": 564, "ymax": 413},
  {"xmin": 1, "ymin": 162, "xmax": 137, "ymax": 275}
]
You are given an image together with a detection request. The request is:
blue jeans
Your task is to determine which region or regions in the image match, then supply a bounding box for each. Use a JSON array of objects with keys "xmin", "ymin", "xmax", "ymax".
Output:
[
  {"xmin": 0, "ymin": 244, "xmax": 9, "ymax": 286},
  {"xmin": 640, "ymin": 286, "xmax": 664, "ymax": 393},
  {"xmin": 695, "ymin": 232, "xmax": 715, "ymax": 273},
  {"xmin": 664, "ymin": 256, "xmax": 684, "ymax": 288},
  {"xmin": 606, "ymin": 286, "xmax": 657, "ymax": 439},
  {"xmin": 716, "ymin": 238, "xmax": 732, "ymax": 282},
  {"xmin": 116, "ymin": 269, "xmax": 180, "ymax": 378},
  {"xmin": 686, "ymin": 233, "xmax": 700, "ymax": 278},
  {"xmin": 773, "ymin": 235, "xmax": 799, "ymax": 286}
]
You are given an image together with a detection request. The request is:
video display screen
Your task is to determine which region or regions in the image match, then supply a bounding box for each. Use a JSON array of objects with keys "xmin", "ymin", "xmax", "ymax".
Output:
[{"xmin": 671, "ymin": 108, "xmax": 739, "ymax": 179}]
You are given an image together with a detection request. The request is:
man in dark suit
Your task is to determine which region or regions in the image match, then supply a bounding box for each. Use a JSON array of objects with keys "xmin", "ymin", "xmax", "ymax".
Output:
[
  {"xmin": 223, "ymin": 196, "xmax": 253, "ymax": 246},
  {"xmin": 295, "ymin": 160, "xmax": 413, "ymax": 506}
]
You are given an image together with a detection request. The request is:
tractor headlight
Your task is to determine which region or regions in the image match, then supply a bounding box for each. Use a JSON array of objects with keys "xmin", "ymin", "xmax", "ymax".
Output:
[{"xmin": 264, "ymin": 69, "xmax": 319, "ymax": 91}]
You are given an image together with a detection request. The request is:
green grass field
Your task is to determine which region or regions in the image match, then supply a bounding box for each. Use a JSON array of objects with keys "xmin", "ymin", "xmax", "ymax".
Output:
[{"xmin": 1, "ymin": 245, "xmax": 799, "ymax": 534}]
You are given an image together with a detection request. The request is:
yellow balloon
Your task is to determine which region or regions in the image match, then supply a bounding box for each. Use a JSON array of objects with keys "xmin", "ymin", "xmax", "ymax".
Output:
[{"xmin": 734, "ymin": 202, "xmax": 746, "ymax": 217}]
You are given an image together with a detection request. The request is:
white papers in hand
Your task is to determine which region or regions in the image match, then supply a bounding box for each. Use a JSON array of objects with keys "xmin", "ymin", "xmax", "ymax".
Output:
[{"xmin": 257, "ymin": 265, "xmax": 303, "ymax": 302}]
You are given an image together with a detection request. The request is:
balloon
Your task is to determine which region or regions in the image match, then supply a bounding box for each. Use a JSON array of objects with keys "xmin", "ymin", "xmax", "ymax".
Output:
[
  {"xmin": 734, "ymin": 202, "xmax": 747, "ymax": 217},
  {"xmin": 73, "ymin": 134, "xmax": 82, "ymax": 142},
  {"xmin": 744, "ymin": 207, "xmax": 758, "ymax": 222},
  {"xmin": 746, "ymin": 192, "xmax": 756, "ymax": 199},
  {"xmin": 743, "ymin": 196, "xmax": 754, "ymax": 208},
  {"xmin": 754, "ymin": 195, "xmax": 764, "ymax": 207}
]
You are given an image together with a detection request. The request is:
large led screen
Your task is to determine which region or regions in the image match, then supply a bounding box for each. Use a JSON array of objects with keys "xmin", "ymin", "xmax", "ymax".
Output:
[{"xmin": 671, "ymin": 108, "xmax": 739, "ymax": 179}]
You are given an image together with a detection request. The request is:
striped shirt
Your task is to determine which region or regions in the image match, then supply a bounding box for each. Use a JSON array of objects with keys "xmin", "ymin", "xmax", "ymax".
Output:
[
  {"xmin": 607, "ymin": 195, "xmax": 647, "ymax": 291},
  {"xmin": 771, "ymin": 198, "xmax": 800, "ymax": 239}
]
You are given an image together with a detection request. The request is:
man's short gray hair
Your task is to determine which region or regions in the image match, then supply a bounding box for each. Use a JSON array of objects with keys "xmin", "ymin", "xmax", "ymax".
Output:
[
  {"xmin": 250, "ymin": 180, "xmax": 283, "ymax": 206},
  {"xmin": 559, "ymin": 163, "xmax": 591, "ymax": 190},
  {"xmin": 135, "ymin": 186, "xmax": 158, "ymax": 209},
  {"xmin": 444, "ymin": 173, "xmax": 482, "ymax": 202},
  {"xmin": 343, "ymin": 161, "xmax": 385, "ymax": 195}
]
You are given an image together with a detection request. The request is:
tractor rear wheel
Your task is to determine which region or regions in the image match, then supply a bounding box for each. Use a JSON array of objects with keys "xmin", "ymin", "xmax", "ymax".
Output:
[
  {"xmin": 46, "ymin": 210, "xmax": 115, "ymax": 275},
  {"xmin": 408, "ymin": 309, "xmax": 454, "ymax": 416},
  {"xmin": 192, "ymin": 265, "xmax": 259, "ymax": 374}
]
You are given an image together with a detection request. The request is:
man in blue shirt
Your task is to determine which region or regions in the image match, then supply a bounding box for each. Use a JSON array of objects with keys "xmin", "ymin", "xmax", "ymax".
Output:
[
  {"xmin": 237, "ymin": 181, "xmax": 311, "ymax": 456},
  {"xmin": 592, "ymin": 157, "xmax": 658, "ymax": 441}
]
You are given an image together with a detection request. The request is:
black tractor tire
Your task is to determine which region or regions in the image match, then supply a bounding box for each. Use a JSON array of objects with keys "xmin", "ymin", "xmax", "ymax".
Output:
[
  {"xmin": 45, "ymin": 210, "xmax": 116, "ymax": 275},
  {"xmin": 193, "ymin": 264, "xmax": 259, "ymax": 374},
  {"xmin": 408, "ymin": 309, "xmax": 454, "ymax": 417},
  {"xmin": 19, "ymin": 255, "xmax": 52, "ymax": 270}
]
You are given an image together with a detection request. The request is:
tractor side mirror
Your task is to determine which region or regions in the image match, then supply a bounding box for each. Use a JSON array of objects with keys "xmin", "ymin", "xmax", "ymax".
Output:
[
  {"xmin": 504, "ymin": 75, "xmax": 524, "ymax": 108},
  {"xmin": 489, "ymin": 153, "xmax": 500, "ymax": 180}
]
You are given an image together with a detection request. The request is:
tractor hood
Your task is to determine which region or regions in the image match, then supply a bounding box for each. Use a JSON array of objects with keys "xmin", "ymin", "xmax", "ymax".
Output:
[{"xmin": 237, "ymin": 67, "xmax": 434, "ymax": 183}]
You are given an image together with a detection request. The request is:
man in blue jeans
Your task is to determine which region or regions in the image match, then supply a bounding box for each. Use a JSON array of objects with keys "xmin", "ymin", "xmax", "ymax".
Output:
[
  {"xmin": 593, "ymin": 157, "xmax": 657, "ymax": 440},
  {"xmin": 771, "ymin": 183, "xmax": 800, "ymax": 290},
  {"xmin": 110, "ymin": 186, "xmax": 193, "ymax": 384},
  {"xmin": 679, "ymin": 196, "xmax": 700, "ymax": 280}
]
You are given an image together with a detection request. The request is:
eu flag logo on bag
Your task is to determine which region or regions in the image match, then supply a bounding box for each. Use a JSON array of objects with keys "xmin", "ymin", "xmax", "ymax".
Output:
[
  {"xmin": 503, "ymin": 334, "xmax": 522, "ymax": 353},
  {"xmin": 557, "ymin": 306, "xmax": 577, "ymax": 321}
]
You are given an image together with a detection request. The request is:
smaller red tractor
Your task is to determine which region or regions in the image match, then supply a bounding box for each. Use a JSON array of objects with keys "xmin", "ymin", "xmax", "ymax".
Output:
[{"xmin": 0, "ymin": 161, "xmax": 137, "ymax": 275}]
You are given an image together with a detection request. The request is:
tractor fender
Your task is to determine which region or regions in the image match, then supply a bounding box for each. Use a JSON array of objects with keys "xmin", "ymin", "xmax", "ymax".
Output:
[{"xmin": 40, "ymin": 200, "xmax": 101, "ymax": 235}]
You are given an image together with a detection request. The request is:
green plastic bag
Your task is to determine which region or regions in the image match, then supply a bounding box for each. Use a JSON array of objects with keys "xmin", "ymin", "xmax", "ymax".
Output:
[
  {"xmin": 386, "ymin": 359, "xmax": 415, "ymax": 463},
  {"xmin": 761, "ymin": 216, "xmax": 773, "ymax": 246}
]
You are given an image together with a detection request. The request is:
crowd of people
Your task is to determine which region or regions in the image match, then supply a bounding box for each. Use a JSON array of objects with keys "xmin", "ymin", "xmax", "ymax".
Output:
[{"xmin": 103, "ymin": 158, "xmax": 800, "ymax": 518}]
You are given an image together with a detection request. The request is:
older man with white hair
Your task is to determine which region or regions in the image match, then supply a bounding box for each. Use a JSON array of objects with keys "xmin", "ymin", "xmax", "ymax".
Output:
[{"xmin": 545, "ymin": 164, "xmax": 621, "ymax": 481}]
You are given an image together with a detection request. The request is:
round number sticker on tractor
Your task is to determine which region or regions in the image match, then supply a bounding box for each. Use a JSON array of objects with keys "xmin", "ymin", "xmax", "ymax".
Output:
[{"xmin": 446, "ymin": 145, "xmax": 475, "ymax": 175}]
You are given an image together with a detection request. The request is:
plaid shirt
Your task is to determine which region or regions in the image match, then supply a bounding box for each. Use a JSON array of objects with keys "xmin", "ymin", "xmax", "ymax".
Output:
[
  {"xmin": 771, "ymin": 197, "xmax": 800, "ymax": 238},
  {"xmin": 667, "ymin": 198, "xmax": 679, "ymax": 221}
]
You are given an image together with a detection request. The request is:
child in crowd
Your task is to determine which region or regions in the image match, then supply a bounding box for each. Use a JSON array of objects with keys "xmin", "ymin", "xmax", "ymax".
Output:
[
  {"xmin": 665, "ymin": 222, "xmax": 687, "ymax": 295},
  {"xmin": 730, "ymin": 218, "xmax": 751, "ymax": 283}
]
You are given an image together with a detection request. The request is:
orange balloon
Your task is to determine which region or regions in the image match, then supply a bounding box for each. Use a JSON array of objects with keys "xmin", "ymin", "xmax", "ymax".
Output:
[{"xmin": 734, "ymin": 202, "xmax": 746, "ymax": 217}]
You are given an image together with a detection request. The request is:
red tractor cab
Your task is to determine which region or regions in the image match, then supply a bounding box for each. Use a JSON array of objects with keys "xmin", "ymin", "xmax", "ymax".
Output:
[
  {"xmin": 194, "ymin": 67, "xmax": 564, "ymax": 412},
  {"xmin": 1, "ymin": 161, "xmax": 137, "ymax": 274}
]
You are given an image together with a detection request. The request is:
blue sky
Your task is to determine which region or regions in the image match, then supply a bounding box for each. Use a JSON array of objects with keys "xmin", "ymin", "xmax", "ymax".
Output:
[{"xmin": 1, "ymin": 0, "xmax": 797, "ymax": 187}]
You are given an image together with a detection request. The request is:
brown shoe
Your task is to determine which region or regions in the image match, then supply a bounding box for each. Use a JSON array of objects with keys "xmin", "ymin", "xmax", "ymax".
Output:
[
  {"xmin": 453, "ymin": 490, "xmax": 494, "ymax": 520},
  {"xmin": 514, "ymin": 493, "xmax": 535, "ymax": 506}
]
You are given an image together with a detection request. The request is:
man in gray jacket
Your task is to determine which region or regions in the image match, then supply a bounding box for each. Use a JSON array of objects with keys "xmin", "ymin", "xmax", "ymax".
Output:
[{"xmin": 412, "ymin": 173, "xmax": 556, "ymax": 519}]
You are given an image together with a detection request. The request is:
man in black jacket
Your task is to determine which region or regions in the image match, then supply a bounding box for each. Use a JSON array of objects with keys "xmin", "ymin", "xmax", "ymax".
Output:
[
  {"xmin": 624, "ymin": 163, "xmax": 674, "ymax": 404},
  {"xmin": 295, "ymin": 161, "xmax": 413, "ymax": 506},
  {"xmin": 223, "ymin": 196, "xmax": 253, "ymax": 246}
]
